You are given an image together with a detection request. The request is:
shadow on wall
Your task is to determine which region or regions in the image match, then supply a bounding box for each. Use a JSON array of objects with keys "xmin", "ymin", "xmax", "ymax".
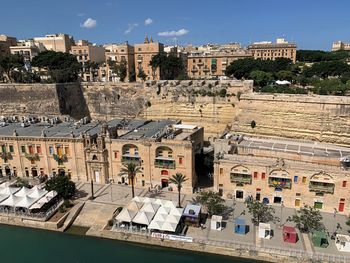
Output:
[{"xmin": 56, "ymin": 82, "xmax": 91, "ymax": 120}]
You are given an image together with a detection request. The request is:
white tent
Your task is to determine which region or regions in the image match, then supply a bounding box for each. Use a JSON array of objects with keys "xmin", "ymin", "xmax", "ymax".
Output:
[
  {"xmin": 164, "ymin": 214, "xmax": 181, "ymax": 224},
  {"xmin": 169, "ymin": 207, "xmax": 183, "ymax": 216},
  {"xmin": 0, "ymin": 194, "xmax": 9, "ymax": 202},
  {"xmin": 132, "ymin": 211, "xmax": 154, "ymax": 226},
  {"xmin": 29, "ymin": 191, "xmax": 58, "ymax": 210},
  {"xmin": 115, "ymin": 208, "xmax": 137, "ymax": 223},
  {"xmin": 153, "ymin": 212, "xmax": 167, "ymax": 222},
  {"xmin": 0, "ymin": 182, "xmax": 11, "ymax": 188},
  {"xmin": 0, "ymin": 194, "xmax": 22, "ymax": 207},
  {"xmin": 148, "ymin": 220, "xmax": 164, "ymax": 231},
  {"xmin": 15, "ymin": 187, "xmax": 33, "ymax": 197},
  {"xmin": 45, "ymin": 190, "xmax": 58, "ymax": 199},
  {"xmin": 0, "ymin": 186, "xmax": 19, "ymax": 196},
  {"xmin": 15, "ymin": 195, "xmax": 37, "ymax": 209},
  {"xmin": 143, "ymin": 197, "xmax": 156, "ymax": 204},
  {"xmin": 163, "ymin": 200, "xmax": 177, "ymax": 209},
  {"xmin": 132, "ymin": 196, "xmax": 145, "ymax": 203},
  {"xmin": 259, "ymin": 223, "xmax": 272, "ymax": 239},
  {"xmin": 28, "ymin": 185, "xmax": 47, "ymax": 199},
  {"xmin": 154, "ymin": 199, "xmax": 168, "ymax": 207},
  {"xmin": 140, "ymin": 203, "xmax": 160, "ymax": 213},
  {"xmin": 161, "ymin": 221, "xmax": 178, "ymax": 232},
  {"xmin": 127, "ymin": 201, "xmax": 144, "ymax": 211},
  {"xmin": 157, "ymin": 206, "xmax": 171, "ymax": 215}
]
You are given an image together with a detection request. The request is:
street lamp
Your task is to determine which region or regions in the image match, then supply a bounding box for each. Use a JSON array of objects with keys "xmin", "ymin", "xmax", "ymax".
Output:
[
  {"xmin": 90, "ymin": 178, "xmax": 95, "ymax": 200},
  {"xmin": 280, "ymin": 200, "xmax": 284, "ymax": 227},
  {"xmin": 232, "ymin": 195, "xmax": 236, "ymax": 220}
]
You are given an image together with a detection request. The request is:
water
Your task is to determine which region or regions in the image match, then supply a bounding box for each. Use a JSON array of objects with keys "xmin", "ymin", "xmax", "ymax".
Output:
[{"xmin": 0, "ymin": 224, "xmax": 263, "ymax": 263}]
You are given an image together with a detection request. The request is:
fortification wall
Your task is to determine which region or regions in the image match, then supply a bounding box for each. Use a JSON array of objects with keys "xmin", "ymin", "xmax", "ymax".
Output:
[{"xmin": 232, "ymin": 93, "xmax": 350, "ymax": 145}]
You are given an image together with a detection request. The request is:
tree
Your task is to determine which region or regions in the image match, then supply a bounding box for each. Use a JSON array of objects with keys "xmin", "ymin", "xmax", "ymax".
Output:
[
  {"xmin": 0, "ymin": 53, "xmax": 24, "ymax": 82},
  {"xmin": 249, "ymin": 70, "xmax": 274, "ymax": 87},
  {"xmin": 31, "ymin": 51, "xmax": 81, "ymax": 83},
  {"xmin": 194, "ymin": 191, "xmax": 229, "ymax": 217},
  {"xmin": 297, "ymin": 50, "xmax": 350, "ymax": 62},
  {"xmin": 287, "ymin": 205, "xmax": 323, "ymax": 233},
  {"xmin": 245, "ymin": 199, "xmax": 279, "ymax": 225},
  {"xmin": 45, "ymin": 175, "xmax": 76, "ymax": 200},
  {"xmin": 137, "ymin": 68, "xmax": 147, "ymax": 81},
  {"xmin": 169, "ymin": 173, "xmax": 188, "ymax": 208},
  {"xmin": 219, "ymin": 88, "xmax": 227, "ymax": 97},
  {"xmin": 275, "ymin": 70, "xmax": 294, "ymax": 82},
  {"xmin": 302, "ymin": 60, "xmax": 350, "ymax": 78},
  {"xmin": 150, "ymin": 52, "xmax": 184, "ymax": 80},
  {"xmin": 120, "ymin": 162, "xmax": 142, "ymax": 198},
  {"xmin": 14, "ymin": 178, "xmax": 30, "ymax": 188},
  {"xmin": 108, "ymin": 59, "xmax": 128, "ymax": 82}
]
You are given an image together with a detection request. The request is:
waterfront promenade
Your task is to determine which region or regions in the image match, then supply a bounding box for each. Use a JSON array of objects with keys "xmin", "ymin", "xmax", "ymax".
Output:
[{"xmin": 67, "ymin": 182, "xmax": 350, "ymax": 263}]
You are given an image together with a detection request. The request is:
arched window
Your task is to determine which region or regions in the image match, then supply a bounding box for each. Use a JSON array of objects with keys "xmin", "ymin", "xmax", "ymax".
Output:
[
  {"xmin": 161, "ymin": 170, "xmax": 169, "ymax": 176},
  {"xmin": 155, "ymin": 146, "xmax": 173, "ymax": 158},
  {"xmin": 92, "ymin": 155, "xmax": 98, "ymax": 161}
]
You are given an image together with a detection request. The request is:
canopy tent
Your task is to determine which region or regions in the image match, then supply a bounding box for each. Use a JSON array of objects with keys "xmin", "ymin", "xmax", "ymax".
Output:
[
  {"xmin": 14, "ymin": 187, "xmax": 33, "ymax": 197},
  {"xmin": 156, "ymin": 206, "xmax": 171, "ymax": 215},
  {"xmin": 169, "ymin": 207, "xmax": 183, "ymax": 216},
  {"xmin": 143, "ymin": 197, "xmax": 156, "ymax": 204},
  {"xmin": 335, "ymin": 234, "xmax": 350, "ymax": 252},
  {"xmin": 148, "ymin": 220, "xmax": 164, "ymax": 231},
  {"xmin": 0, "ymin": 186, "xmax": 20, "ymax": 196},
  {"xmin": 28, "ymin": 185, "xmax": 48, "ymax": 199},
  {"xmin": 312, "ymin": 231, "xmax": 329, "ymax": 248},
  {"xmin": 162, "ymin": 200, "xmax": 177, "ymax": 209},
  {"xmin": 161, "ymin": 221, "xmax": 178, "ymax": 232},
  {"xmin": 0, "ymin": 182, "xmax": 11, "ymax": 188},
  {"xmin": 132, "ymin": 211, "xmax": 155, "ymax": 226},
  {"xmin": 0, "ymin": 194, "xmax": 9, "ymax": 203},
  {"xmin": 259, "ymin": 223, "xmax": 273, "ymax": 239},
  {"xmin": 235, "ymin": 218, "xmax": 248, "ymax": 234},
  {"xmin": 183, "ymin": 204, "xmax": 201, "ymax": 227},
  {"xmin": 153, "ymin": 212, "xmax": 167, "ymax": 222},
  {"xmin": 15, "ymin": 195, "xmax": 37, "ymax": 209},
  {"xmin": 154, "ymin": 199, "xmax": 168, "ymax": 207},
  {"xmin": 140, "ymin": 203, "xmax": 160, "ymax": 213},
  {"xmin": 211, "ymin": 215, "xmax": 223, "ymax": 231},
  {"xmin": 115, "ymin": 208, "xmax": 137, "ymax": 223},
  {"xmin": 0, "ymin": 194, "xmax": 22, "ymax": 207},
  {"xmin": 132, "ymin": 196, "xmax": 145, "ymax": 203},
  {"xmin": 127, "ymin": 201, "xmax": 144, "ymax": 211},
  {"xmin": 45, "ymin": 190, "xmax": 58, "ymax": 199},
  {"xmin": 164, "ymin": 214, "xmax": 181, "ymax": 224},
  {"xmin": 283, "ymin": 226, "xmax": 298, "ymax": 243}
]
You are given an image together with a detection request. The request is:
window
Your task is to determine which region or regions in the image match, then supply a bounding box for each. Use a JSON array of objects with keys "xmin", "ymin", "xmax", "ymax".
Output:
[
  {"xmin": 65, "ymin": 146, "xmax": 70, "ymax": 156},
  {"xmin": 21, "ymin": 146, "xmax": 26, "ymax": 153},
  {"xmin": 142, "ymin": 180, "xmax": 145, "ymax": 187},
  {"xmin": 179, "ymin": 157, "xmax": 183, "ymax": 165},
  {"xmin": 9, "ymin": 145, "xmax": 14, "ymax": 153},
  {"xmin": 302, "ymin": 177, "xmax": 307, "ymax": 184},
  {"xmin": 114, "ymin": 152, "xmax": 118, "ymax": 159},
  {"xmin": 49, "ymin": 146, "xmax": 54, "ymax": 155},
  {"xmin": 56, "ymin": 146, "xmax": 63, "ymax": 156},
  {"xmin": 220, "ymin": 168, "xmax": 223, "ymax": 175},
  {"xmin": 253, "ymin": 172, "xmax": 258, "ymax": 179},
  {"xmin": 28, "ymin": 145, "xmax": 34, "ymax": 154},
  {"xmin": 294, "ymin": 176, "xmax": 298, "ymax": 183},
  {"xmin": 261, "ymin": 172, "xmax": 266, "ymax": 179},
  {"xmin": 1, "ymin": 145, "xmax": 5, "ymax": 153},
  {"xmin": 342, "ymin": 181, "xmax": 347, "ymax": 187},
  {"xmin": 168, "ymin": 152, "xmax": 173, "ymax": 158},
  {"xmin": 36, "ymin": 146, "xmax": 42, "ymax": 154},
  {"xmin": 314, "ymin": 201, "xmax": 323, "ymax": 209}
]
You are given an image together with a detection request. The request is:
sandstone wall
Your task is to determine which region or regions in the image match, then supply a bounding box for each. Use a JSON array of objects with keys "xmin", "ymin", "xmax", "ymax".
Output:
[
  {"xmin": 0, "ymin": 83, "xmax": 89, "ymax": 120},
  {"xmin": 232, "ymin": 93, "xmax": 350, "ymax": 145}
]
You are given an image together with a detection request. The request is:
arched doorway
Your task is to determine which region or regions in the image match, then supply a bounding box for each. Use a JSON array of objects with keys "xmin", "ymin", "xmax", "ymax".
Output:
[
  {"xmin": 161, "ymin": 179, "xmax": 169, "ymax": 188},
  {"xmin": 5, "ymin": 166, "xmax": 11, "ymax": 176},
  {"xmin": 31, "ymin": 167, "xmax": 38, "ymax": 177}
]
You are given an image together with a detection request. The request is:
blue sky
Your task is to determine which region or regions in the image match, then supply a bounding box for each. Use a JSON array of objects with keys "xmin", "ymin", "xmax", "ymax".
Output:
[{"xmin": 0, "ymin": 0, "xmax": 349, "ymax": 50}]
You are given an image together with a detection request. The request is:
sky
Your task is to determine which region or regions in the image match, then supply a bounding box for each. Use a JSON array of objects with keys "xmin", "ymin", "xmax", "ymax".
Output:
[{"xmin": 0, "ymin": 0, "xmax": 349, "ymax": 50}]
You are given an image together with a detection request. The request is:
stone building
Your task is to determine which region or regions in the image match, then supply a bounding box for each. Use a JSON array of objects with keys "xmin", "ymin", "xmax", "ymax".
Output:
[
  {"xmin": 0, "ymin": 35, "xmax": 17, "ymax": 55},
  {"xmin": 332, "ymin": 41, "xmax": 350, "ymax": 51},
  {"xmin": 10, "ymin": 40, "xmax": 46, "ymax": 61},
  {"xmin": 248, "ymin": 38, "xmax": 297, "ymax": 63},
  {"xmin": 33, "ymin": 33, "xmax": 74, "ymax": 53},
  {"xmin": 100, "ymin": 42, "xmax": 135, "ymax": 82},
  {"xmin": 0, "ymin": 118, "xmax": 203, "ymax": 193},
  {"xmin": 134, "ymin": 36, "xmax": 164, "ymax": 81},
  {"xmin": 214, "ymin": 136, "xmax": 350, "ymax": 214},
  {"xmin": 187, "ymin": 50, "xmax": 252, "ymax": 78}
]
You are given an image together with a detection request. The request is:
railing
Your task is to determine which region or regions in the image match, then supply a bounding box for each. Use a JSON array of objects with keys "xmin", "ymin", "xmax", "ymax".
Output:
[
  {"xmin": 121, "ymin": 156, "xmax": 141, "ymax": 165},
  {"xmin": 268, "ymin": 177, "xmax": 292, "ymax": 189},
  {"xmin": 154, "ymin": 159, "xmax": 175, "ymax": 169},
  {"xmin": 230, "ymin": 174, "xmax": 252, "ymax": 184},
  {"xmin": 309, "ymin": 182, "xmax": 335, "ymax": 194}
]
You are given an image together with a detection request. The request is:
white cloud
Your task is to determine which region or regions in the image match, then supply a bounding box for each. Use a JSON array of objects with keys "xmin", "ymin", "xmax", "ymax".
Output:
[
  {"xmin": 124, "ymin": 23, "xmax": 138, "ymax": 34},
  {"xmin": 81, "ymin": 18, "xmax": 97, "ymax": 29},
  {"xmin": 158, "ymin": 28, "xmax": 189, "ymax": 37},
  {"xmin": 145, "ymin": 18, "xmax": 153, "ymax": 26}
]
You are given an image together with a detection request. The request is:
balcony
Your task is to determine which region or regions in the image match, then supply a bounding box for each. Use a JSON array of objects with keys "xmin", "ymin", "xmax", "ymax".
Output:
[
  {"xmin": 154, "ymin": 156, "xmax": 175, "ymax": 169},
  {"xmin": 309, "ymin": 182, "xmax": 335, "ymax": 194},
  {"xmin": 230, "ymin": 173, "xmax": 252, "ymax": 185},
  {"xmin": 268, "ymin": 177, "xmax": 292, "ymax": 189},
  {"xmin": 191, "ymin": 68, "xmax": 198, "ymax": 72},
  {"xmin": 203, "ymin": 67, "xmax": 210, "ymax": 72},
  {"xmin": 121, "ymin": 154, "xmax": 141, "ymax": 165}
]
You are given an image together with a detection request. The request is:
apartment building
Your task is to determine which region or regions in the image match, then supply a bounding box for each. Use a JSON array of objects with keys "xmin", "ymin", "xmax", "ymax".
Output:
[
  {"xmin": 248, "ymin": 38, "xmax": 297, "ymax": 63},
  {"xmin": 332, "ymin": 41, "xmax": 350, "ymax": 51},
  {"xmin": 214, "ymin": 136, "xmax": 350, "ymax": 214},
  {"xmin": 0, "ymin": 118, "xmax": 204, "ymax": 193},
  {"xmin": 134, "ymin": 36, "xmax": 164, "ymax": 81},
  {"xmin": 101, "ymin": 42, "xmax": 135, "ymax": 82},
  {"xmin": 10, "ymin": 40, "xmax": 46, "ymax": 61},
  {"xmin": 0, "ymin": 35, "xmax": 17, "ymax": 55},
  {"xmin": 33, "ymin": 33, "xmax": 74, "ymax": 53},
  {"xmin": 188, "ymin": 50, "xmax": 252, "ymax": 78}
]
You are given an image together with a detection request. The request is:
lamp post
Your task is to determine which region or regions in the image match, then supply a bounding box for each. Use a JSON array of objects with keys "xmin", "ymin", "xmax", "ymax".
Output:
[
  {"xmin": 232, "ymin": 194, "xmax": 236, "ymax": 220},
  {"xmin": 90, "ymin": 178, "xmax": 94, "ymax": 200},
  {"xmin": 332, "ymin": 208, "xmax": 339, "ymax": 239},
  {"xmin": 280, "ymin": 200, "xmax": 284, "ymax": 227}
]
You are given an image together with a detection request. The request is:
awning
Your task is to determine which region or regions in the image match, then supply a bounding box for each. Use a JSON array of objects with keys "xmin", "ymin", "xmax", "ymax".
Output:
[
  {"xmin": 14, "ymin": 187, "xmax": 33, "ymax": 197},
  {"xmin": 132, "ymin": 211, "xmax": 155, "ymax": 225},
  {"xmin": 15, "ymin": 195, "xmax": 37, "ymax": 209},
  {"xmin": 115, "ymin": 208, "xmax": 137, "ymax": 223},
  {"xmin": 0, "ymin": 194, "xmax": 22, "ymax": 206}
]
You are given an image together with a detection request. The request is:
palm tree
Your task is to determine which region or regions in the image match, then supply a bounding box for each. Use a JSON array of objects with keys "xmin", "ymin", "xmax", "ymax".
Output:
[
  {"xmin": 120, "ymin": 162, "xmax": 142, "ymax": 198},
  {"xmin": 169, "ymin": 173, "xmax": 188, "ymax": 208}
]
